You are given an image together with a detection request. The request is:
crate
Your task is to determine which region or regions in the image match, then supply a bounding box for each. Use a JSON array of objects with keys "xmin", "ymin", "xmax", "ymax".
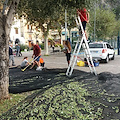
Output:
[
  {"xmin": 77, "ymin": 61, "xmax": 85, "ymax": 67},
  {"xmin": 93, "ymin": 61, "xmax": 99, "ymax": 67}
]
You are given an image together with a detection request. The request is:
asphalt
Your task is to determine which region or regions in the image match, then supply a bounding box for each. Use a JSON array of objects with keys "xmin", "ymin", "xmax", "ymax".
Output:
[{"xmin": 10, "ymin": 47, "xmax": 120, "ymax": 74}]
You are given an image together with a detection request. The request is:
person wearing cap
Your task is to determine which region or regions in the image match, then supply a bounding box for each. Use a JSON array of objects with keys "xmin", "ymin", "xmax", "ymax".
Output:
[{"xmin": 30, "ymin": 42, "xmax": 42, "ymax": 71}]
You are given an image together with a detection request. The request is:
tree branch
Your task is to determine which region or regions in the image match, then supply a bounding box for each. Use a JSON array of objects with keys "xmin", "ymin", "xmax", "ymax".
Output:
[{"xmin": 6, "ymin": 0, "xmax": 20, "ymax": 27}]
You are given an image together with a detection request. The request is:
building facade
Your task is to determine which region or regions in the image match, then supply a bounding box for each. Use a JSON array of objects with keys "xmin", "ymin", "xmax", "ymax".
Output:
[{"xmin": 10, "ymin": 16, "xmax": 79, "ymax": 48}]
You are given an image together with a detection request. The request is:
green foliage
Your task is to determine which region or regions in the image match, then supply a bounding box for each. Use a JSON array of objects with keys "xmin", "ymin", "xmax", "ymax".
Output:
[
  {"xmin": 54, "ymin": 44, "xmax": 58, "ymax": 47},
  {"xmin": 0, "ymin": 93, "xmax": 26, "ymax": 116},
  {"xmin": 0, "ymin": 81, "xmax": 103, "ymax": 119},
  {"xmin": 59, "ymin": 0, "xmax": 95, "ymax": 9},
  {"xmin": 1, "ymin": 71, "xmax": 120, "ymax": 119},
  {"xmin": 59, "ymin": 44, "xmax": 64, "ymax": 49},
  {"xmin": 17, "ymin": 0, "xmax": 96, "ymax": 35},
  {"xmin": 20, "ymin": 44, "xmax": 29, "ymax": 51},
  {"xmin": 55, "ymin": 44, "xmax": 64, "ymax": 49},
  {"xmin": 17, "ymin": 0, "xmax": 95, "ymax": 54},
  {"xmin": 39, "ymin": 43, "xmax": 44, "ymax": 50},
  {"xmin": 89, "ymin": 8, "xmax": 118, "ymax": 39}
]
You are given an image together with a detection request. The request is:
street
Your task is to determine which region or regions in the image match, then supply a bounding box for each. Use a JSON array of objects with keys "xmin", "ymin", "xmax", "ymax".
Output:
[{"xmin": 12, "ymin": 49, "xmax": 120, "ymax": 74}]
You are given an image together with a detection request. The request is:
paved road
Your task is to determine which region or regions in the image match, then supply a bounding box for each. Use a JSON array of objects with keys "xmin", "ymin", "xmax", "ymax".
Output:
[{"xmin": 12, "ymin": 49, "xmax": 120, "ymax": 74}]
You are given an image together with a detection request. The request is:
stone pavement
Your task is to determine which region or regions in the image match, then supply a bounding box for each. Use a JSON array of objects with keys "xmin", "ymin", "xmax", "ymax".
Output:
[
  {"xmin": 11, "ymin": 48, "xmax": 120, "ymax": 74},
  {"xmin": 12, "ymin": 49, "xmax": 68, "ymax": 69}
]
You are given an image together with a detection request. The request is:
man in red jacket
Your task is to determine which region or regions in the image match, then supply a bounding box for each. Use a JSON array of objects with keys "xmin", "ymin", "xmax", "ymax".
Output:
[
  {"xmin": 30, "ymin": 42, "xmax": 42, "ymax": 70},
  {"xmin": 77, "ymin": 8, "xmax": 89, "ymax": 39}
]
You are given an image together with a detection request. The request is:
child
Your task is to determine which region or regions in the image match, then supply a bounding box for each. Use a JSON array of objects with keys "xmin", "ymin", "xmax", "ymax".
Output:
[{"xmin": 21, "ymin": 57, "xmax": 29, "ymax": 69}]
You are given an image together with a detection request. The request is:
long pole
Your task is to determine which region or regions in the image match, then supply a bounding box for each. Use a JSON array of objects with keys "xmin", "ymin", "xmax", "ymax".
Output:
[
  {"xmin": 118, "ymin": 31, "xmax": 120, "ymax": 55},
  {"xmin": 94, "ymin": 0, "xmax": 96, "ymax": 41},
  {"xmin": 65, "ymin": 9, "xmax": 67, "ymax": 41}
]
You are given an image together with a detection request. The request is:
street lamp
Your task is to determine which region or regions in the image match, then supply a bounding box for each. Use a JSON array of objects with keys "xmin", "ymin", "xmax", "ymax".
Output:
[
  {"xmin": 65, "ymin": 9, "xmax": 67, "ymax": 41},
  {"xmin": 118, "ymin": 31, "xmax": 120, "ymax": 55}
]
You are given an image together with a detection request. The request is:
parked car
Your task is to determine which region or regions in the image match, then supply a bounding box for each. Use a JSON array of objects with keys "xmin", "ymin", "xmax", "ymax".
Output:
[{"xmin": 85, "ymin": 42, "xmax": 115, "ymax": 63}]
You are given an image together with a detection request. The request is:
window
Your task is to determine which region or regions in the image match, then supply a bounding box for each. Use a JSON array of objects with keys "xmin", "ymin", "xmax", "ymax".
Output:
[
  {"xmin": 89, "ymin": 44, "xmax": 103, "ymax": 48},
  {"xmin": 106, "ymin": 44, "xmax": 111, "ymax": 49},
  {"xmin": 29, "ymin": 34, "xmax": 32, "ymax": 40},
  {"xmin": 15, "ymin": 28, "xmax": 18, "ymax": 34},
  {"xmin": 27, "ymin": 25, "xmax": 29, "ymax": 29}
]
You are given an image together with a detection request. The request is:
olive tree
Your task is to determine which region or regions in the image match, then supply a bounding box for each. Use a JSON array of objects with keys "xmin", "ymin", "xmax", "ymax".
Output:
[
  {"xmin": 18, "ymin": 0, "xmax": 95, "ymax": 55},
  {"xmin": 0, "ymin": 0, "xmax": 95, "ymax": 99},
  {"xmin": 0, "ymin": 0, "xmax": 20, "ymax": 99}
]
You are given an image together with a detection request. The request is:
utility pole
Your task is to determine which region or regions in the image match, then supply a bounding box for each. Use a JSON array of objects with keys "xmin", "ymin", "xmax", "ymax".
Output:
[
  {"xmin": 118, "ymin": 31, "xmax": 120, "ymax": 55},
  {"xmin": 94, "ymin": 0, "xmax": 96, "ymax": 41},
  {"xmin": 65, "ymin": 9, "xmax": 67, "ymax": 41}
]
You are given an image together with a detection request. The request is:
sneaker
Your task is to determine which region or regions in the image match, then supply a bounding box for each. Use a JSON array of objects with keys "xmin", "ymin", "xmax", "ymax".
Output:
[
  {"xmin": 12, "ymin": 64, "xmax": 16, "ymax": 66},
  {"xmin": 36, "ymin": 66, "xmax": 42, "ymax": 71}
]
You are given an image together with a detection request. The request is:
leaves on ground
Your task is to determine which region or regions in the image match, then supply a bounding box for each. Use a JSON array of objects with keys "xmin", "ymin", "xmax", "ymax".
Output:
[{"xmin": 0, "ymin": 68, "xmax": 120, "ymax": 119}]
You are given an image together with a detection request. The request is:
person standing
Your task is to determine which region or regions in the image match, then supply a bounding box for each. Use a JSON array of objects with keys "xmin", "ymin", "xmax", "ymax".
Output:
[
  {"xmin": 15, "ymin": 43, "xmax": 20, "ymax": 56},
  {"xmin": 77, "ymin": 8, "xmax": 89, "ymax": 39},
  {"xmin": 50, "ymin": 42, "xmax": 55, "ymax": 52},
  {"xmin": 30, "ymin": 42, "xmax": 42, "ymax": 70},
  {"xmin": 64, "ymin": 40, "xmax": 71, "ymax": 66},
  {"xmin": 9, "ymin": 44, "xmax": 15, "ymax": 66}
]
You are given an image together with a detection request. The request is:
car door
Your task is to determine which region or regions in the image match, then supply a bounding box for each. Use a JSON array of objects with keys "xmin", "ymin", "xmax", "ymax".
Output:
[{"xmin": 106, "ymin": 43, "xmax": 114, "ymax": 58}]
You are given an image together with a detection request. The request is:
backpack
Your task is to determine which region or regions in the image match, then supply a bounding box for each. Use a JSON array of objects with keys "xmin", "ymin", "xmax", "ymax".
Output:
[{"xmin": 40, "ymin": 58, "xmax": 45, "ymax": 67}]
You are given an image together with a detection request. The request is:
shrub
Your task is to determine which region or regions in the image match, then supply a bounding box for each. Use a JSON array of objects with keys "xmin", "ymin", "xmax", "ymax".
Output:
[
  {"xmin": 59, "ymin": 44, "xmax": 64, "ymax": 49},
  {"xmin": 39, "ymin": 43, "xmax": 44, "ymax": 50},
  {"xmin": 20, "ymin": 44, "xmax": 29, "ymax": 51},
  {"xmin": 54, "ymin": 44, "xmax": 58, "ymax": 47}
]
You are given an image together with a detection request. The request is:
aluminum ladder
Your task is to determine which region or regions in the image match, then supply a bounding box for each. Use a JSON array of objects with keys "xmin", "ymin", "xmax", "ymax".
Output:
[{"xmin": 66, "ymin": 16, "xmax": 97, "ymax": 76}]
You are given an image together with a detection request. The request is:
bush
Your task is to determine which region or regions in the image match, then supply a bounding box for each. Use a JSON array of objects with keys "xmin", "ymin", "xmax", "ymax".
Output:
[
  {"xmin": 59, "ymin": 44, "xmax": 64, "ymax": 49},
  {"xmin": 55, "ymin": 44, "xmax": 64, "ymax": 49},
  {"xmin": 54, "ymin": 44, "xmax": 58, "ymax": 47},
  {"xmin": 20, "ymin": 44, "xmax": 29, "ymax": 51},
  {"xmin": 39, "ymin": 43, "xmax": 44, "ymax": 50}
]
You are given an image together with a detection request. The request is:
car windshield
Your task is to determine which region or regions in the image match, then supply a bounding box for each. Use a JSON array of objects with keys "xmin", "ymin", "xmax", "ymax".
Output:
[{"xmin": 89, "ymin": 43, "xmax": 103, "ymax": 48}]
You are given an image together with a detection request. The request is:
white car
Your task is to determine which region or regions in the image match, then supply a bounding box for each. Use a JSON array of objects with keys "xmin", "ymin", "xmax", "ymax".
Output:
[{"xmin": 87, "ymin": 42, "xmax": 115, "ymax": 63}]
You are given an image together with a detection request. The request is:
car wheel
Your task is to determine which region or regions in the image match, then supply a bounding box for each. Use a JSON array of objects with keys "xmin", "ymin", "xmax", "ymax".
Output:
[
  {"xmin": 104, "ymin": 55, "xmax": 109, "ymax": 63},
  {"xmin": 111, "ymin": 53, "xmax": 115, "ymax": 60}
]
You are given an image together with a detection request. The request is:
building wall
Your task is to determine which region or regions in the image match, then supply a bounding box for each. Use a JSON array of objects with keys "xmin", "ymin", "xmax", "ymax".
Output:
[
  {"xmin": 10, "ymin": 16, "xmax": 26, "ymax": 47},
  {"xmin": 10, "ymin": 16, "xmax": 43, "ymax": 47}
]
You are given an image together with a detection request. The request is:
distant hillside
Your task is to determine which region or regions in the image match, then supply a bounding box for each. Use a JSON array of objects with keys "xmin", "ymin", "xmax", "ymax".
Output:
[{"xmin": 97, "ymin": 0, "xmax": 120, "ymax": 19}]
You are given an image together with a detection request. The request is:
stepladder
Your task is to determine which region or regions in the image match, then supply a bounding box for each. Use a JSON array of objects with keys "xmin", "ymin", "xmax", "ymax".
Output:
[{"xmin": 66, "ymin": 16, "xmax": 97, "ymax": 76}]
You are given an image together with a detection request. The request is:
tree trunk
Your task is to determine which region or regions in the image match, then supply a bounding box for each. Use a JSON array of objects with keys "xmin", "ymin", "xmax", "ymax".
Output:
[
  {"xmin": 44, "ymin": 35, "xmax": 49, "ymax": 55},
  {"xmin": 43, "ymin": 27, "xmax": 49, "ymax": 55},
  {"xmin": 0, "ymin": 14, "xmax": 9, "ymax": 99},
  {"xmin": 0, "ymin": 0, "xmax": 20, "ymax": 100}
]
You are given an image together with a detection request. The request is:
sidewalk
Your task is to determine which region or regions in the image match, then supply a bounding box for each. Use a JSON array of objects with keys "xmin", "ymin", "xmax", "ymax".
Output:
[
  {"xmin": 11, "ymin": 49, "xmax": 120, "ymax": 74},
  {"xmin": 12, "ymin": 49, "xmax": 68, "ymax": 69}
]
